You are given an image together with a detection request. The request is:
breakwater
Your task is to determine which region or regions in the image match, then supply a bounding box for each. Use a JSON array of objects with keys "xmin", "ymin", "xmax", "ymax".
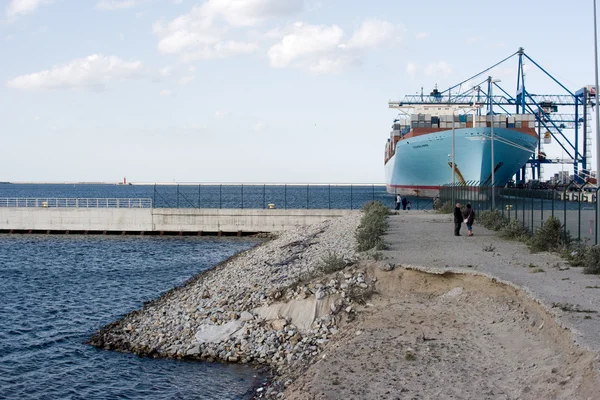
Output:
[
  {"xmin": 0, "ymin": 207, "xmax": 354, "ymax": 234},
  {"xmin": 88, "ymin": 212, "xmax": 373, "ymax": 398}
]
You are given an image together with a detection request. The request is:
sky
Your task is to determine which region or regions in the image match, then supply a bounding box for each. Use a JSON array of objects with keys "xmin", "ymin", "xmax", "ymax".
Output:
[{"xmin": 0, "ymin": 0, "xmax": 598, "ymax": 184}]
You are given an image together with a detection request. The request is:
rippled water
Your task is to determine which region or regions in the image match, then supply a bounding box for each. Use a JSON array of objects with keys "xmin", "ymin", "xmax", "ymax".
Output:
[{"xmin": 0, "ymin": 235, "xmax": 264, "ymax": 399}]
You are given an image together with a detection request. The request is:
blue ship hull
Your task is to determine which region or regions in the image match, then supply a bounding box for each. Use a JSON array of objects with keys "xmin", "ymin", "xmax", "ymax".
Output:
[{"xmin": 385, "ymin": 127, "xmax": 538, "ymax": 197}]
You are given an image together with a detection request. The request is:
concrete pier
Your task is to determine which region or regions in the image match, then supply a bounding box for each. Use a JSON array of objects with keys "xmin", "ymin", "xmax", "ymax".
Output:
[{"xmin": 0, "ymin": 207, "xmax": 355, "ymax": 235}]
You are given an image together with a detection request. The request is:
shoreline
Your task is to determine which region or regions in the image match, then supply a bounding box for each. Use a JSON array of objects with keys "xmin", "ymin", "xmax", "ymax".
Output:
[{"xmin": 88, "ymin": 211, "xmax": 600, "ymax": 399}]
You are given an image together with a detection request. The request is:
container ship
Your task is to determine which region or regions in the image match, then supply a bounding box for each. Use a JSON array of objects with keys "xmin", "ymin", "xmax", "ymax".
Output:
[{"xmin": 384, "ymin": 108, "xmax": 539, "ymax": 197}]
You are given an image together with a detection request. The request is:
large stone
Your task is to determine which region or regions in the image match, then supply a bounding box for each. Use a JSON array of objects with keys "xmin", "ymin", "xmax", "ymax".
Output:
[
  {"xmin": 240, "ymin": 311, "xmax": 254, "ymax": 321},
  {"xmin": 378, "ymin": 262, "xmax": 395, "ymax": 272},
  {"xmin": 186, "ymin": 345, "xmax": 201, "ymax": 356},
  {"xmin": 270, "ymin": 319, "xmax": 287, "ymax": 331}
]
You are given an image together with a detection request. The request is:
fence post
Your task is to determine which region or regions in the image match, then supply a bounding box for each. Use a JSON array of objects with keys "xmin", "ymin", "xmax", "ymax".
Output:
[
  {"xmin": 241, "ymin": 184, "xmax": 244, "ymax": 209},
  {"xmin": 563, "ymin": 184, "xmax": 570, "ymax": 242},
  {"xmin": 328, "ymin": 184, "xmax": 331, "ymax": 210},
  {"xmin": 153, "ymin": 184, "xmax": 156, "ymax": 208},
  {"xmin": 596, "ymin": 187, "xmax": 600, "ymax": 245},
  {"xmin": 350, "ymin": 185, "xmax": 353, "ymax": 210},
  {"xmin": 306, "ymin": 185, "xmax": 309, "ymax": 209},
  {"xmin": 198, "ymin": 184, "xmax": 201, "ymax": 209},
  {"xmin": 263, "ymin": 184, "xmax": 266, "ymax": 209},
  {"xmin": 177, "ymin": 184, "xmax": 180, "ymax": 208},
  {"xmin": 220, "ymin": 184, "xmax": 222, "ymax": 209},
  {"xmin": 541, "ymin": 195, "xmax": 544, "ymax": 225},
  {"xmin": 284, "ymin": 184, "xmax": 287, "ymax": 209},
  {"xmin": 522, "ymin": 190, "xmax": 525, "ymax": 228},
  {"xmin": 531, "ymin": 192, "xmax": 535, "ymax": 232}
]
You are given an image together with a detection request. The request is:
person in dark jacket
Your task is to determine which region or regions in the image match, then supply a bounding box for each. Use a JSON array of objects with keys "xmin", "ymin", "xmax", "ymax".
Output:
[
  {"xmin": 453, "ymin": 203, "xmax": 463, "ymax": 236},
  {"xmin": 463, "ymin": 203, "xmax": 475, "ymax": 236},
  {"xmin": 401, "ymin": 196, "xmax": 408, "ymax": 210}
]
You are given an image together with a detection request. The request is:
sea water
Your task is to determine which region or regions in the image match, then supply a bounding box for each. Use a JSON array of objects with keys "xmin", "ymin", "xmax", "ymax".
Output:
[{"xmin": 0, "ymin": 235, "xmax": 265, "ymax": 399}]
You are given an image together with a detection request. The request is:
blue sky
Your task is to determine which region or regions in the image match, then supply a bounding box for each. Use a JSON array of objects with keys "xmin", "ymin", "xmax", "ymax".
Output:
[{"xmin": 0, "ymin": 0, "xmax": 597, "ymax": 183}]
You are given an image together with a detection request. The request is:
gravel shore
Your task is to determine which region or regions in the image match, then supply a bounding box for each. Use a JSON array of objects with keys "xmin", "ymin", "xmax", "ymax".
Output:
[
  {"xmin": 89, "ymin": 210, "xmax": 600, "ymax": 399},
  {"xmin": 89, "ymin": 211, "xmax": 374, "ymax": 396}
]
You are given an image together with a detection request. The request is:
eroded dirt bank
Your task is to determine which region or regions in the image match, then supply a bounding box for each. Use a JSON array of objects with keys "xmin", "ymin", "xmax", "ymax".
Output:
[{"xmin": 284, "ymin": 267, "xmax": 599, "ymax": 400}]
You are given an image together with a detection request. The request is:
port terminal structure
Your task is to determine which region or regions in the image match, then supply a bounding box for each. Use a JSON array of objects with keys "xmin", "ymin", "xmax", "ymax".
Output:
[{"xmin": 389, "ymin": 47, "xmax": 595, "ymax": 186}]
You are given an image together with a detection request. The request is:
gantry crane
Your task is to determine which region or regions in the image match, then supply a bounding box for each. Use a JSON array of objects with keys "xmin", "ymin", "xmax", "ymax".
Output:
[{"xmin": 389, "ymin": 47, "xmax": 596, "ymax": 185}]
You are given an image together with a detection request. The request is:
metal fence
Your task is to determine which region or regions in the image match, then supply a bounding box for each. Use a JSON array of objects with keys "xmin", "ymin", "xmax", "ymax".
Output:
[
  {"xmin": 0, "ymin": 198, "xmax": 153, "ymax": 208},
  {"xmin": 439, "ymin": 182, "xmax": 599, "ymax": 244},
  {"xmin": 151, "ymin": 184, "xmax": 434, "ymax": 210}
]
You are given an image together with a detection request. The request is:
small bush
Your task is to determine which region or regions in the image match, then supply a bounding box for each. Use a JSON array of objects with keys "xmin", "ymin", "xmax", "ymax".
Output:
[
  {"xmin": 356, "ymin": 201, "xmax": 389, "ymax": 252},
  {"xmin": 499, "ymin": 219, "xmax": 530, "ymax": 240},
  {"xmin": 320, "ymin": 251, "xmax": 347, "ymax": 274},
  {"xmin": 560, "ymin": 242, "xmax": 587, "ymax": 267},
  {"xmin": 434, "ymin": 200, "xmax": 452, "ymax": 214},
  {"xmin": 478, "ymin": 210, "xmax": 507, "ymax": 231},
  {"xmin": 583, "ymin": 245, "xmax": 600, "ymax": 275},
  {"xmin": 346, "ymin": 284, "xmax": 375, "ymax": 305},
  {"xmin": 528, "ymin": 216, "xmax": 563, "ymax": 252},
  {"xmin": 482, "ymin": 243, "xmax": 496, "ymax": 252}
]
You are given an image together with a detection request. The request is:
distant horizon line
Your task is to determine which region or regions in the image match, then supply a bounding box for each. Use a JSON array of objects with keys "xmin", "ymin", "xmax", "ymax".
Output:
[{"xmin": 1, "ymin": 181, "xmax": 387, "ymax": 186}]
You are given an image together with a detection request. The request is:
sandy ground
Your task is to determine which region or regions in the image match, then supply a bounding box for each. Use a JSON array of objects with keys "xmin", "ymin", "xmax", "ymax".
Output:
[{"xmin": 282, "ymin": 212, "xmax": 600, "ymax": 400}]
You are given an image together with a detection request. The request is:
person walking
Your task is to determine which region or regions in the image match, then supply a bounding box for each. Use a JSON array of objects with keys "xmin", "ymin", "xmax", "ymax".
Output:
[
  {"xmin": 453, "ymin": 203, "xmax": 463, "ymax": 236},
  {"xmin": 463, "ymin": 203, "xmax": 475, "ymax": 236},
  {"xmin": 395, "ymin": 194, "xmax": 401, "ymax": 210},
  {"xmin": 401, "ymin": 196, "xmax": 408, "ymax": 210}
]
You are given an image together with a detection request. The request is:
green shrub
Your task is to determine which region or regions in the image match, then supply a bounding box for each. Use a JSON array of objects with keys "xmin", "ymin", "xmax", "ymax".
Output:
[
  {"xmin": 499, "ymin": 219, "xmax": 530, "ymax": 240},
  {"xmin": 356, "ymin": 201, "xmax": 389, "ymax": 252},
  {"xmin": 434, "ymin": 199, "xmax": 452, "ymax": 214},
  {"xmin": 562, "ymin": 242, "xmax": 587, "ymax": 267},
  {"xmin": 478, "ymin": 210, "xmax": 507, "ymax": 231},
  {"xmin": 528, "ymin": 216, "xmax": 563, "ymax": 252},
  {"xmin": 320, "ymin": 251, "xmax": 347, "ymax": 274},
  {"xmin": 583, "ymin": 246, "xmax": 600, "ymax": 274}
]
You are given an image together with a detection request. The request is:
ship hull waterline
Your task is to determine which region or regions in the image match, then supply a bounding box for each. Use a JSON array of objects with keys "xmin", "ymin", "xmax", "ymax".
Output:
[{"xmin": 385, "ymin": 127, "xmax": 538, "ymax": 198}]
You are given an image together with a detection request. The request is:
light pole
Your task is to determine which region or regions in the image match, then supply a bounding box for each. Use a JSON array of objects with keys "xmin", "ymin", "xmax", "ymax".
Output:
[
  {"xmin": 452, "ymin": 109, "xmax": 456, "ymax": 206},
  {"xmin": 451, "ymin": 105, "xmax": 481, "ymax": 206},
  {"xmin": 594, "ymin": 0, "xmax": 600, "ymax": 241},
  {"xmin": 489, "ymin": 77, "xmax": 501, "ymax": 209}
]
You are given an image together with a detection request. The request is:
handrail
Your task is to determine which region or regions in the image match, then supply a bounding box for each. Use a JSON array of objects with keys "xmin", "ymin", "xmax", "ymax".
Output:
[{"xmin": 0, "ymin": 198, "xmax": 152, "ymax": 209}]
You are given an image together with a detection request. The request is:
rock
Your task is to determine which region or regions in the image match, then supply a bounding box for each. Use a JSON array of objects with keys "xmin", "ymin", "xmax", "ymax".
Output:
[
  {"xmin": 240, "ymin": 311, "xmax": 254, "ymax": 321},
  {"xmin": 270, "ymin": 319, "xmax": 287, "ymax": 331},
  {"xmin": 186, "ymin": 345, "xmax": 201, "ymax": 356},
  {"xmin": 227, "ymin": 356, "xmax": 239, "ymax": 362},
  {"xmin": 378, "ymin": 262, "xmax": 395, "ymax": 272},
  {"xmin": 442, "ymin": 287, "xmax": 463, "ymax": 298},
  {"xmin": 316, "ymin": 290, "xmax": 326, "ymax": 300}
]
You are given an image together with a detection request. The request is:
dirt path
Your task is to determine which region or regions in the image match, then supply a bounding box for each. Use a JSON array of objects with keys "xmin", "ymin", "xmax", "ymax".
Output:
[{"xmin": 285, "ymin": 268, "xmax": 598, "ymax": 400}]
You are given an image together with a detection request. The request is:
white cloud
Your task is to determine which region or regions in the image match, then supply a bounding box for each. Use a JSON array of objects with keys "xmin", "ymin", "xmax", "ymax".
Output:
[
  {"xmin": 6, "ymin": 54, "xmax": 145, "ymax": 91},
  {"xmin": 153, "ymin": 0, "xmax": 301, "ymax": 61},
  {"xmin": 347, "ymin": 19, "xmax": 398, "ymax": 49},
  {"xmin": 268, "ymin": 19, "xmax": 399, "ymax": 74},
  {"xmin": 406, "ymin": 62, "xmax": 417, "ymax": 77},
  {"xmin": 214, "ymin": 109, "xmax": 230, "ymax": 118},
  {"xmin": 160, "ymin": 89, "xmax": 172, "ymax": 96},
  {"xmin": 188, "ymin": 65, "xmax": 197, "ymax": 72},
  {"xmin": 96, "ymin": 0, "xmax": 147, "ymax": 10},
  {"xmin": 6, "ymin": 0, "xmax": 53, "ymax": 18},
  {"xmin": 180, "ymin": 40, "xmax": 258, "ymax": 62},
  {"xmin": 424, "ymin": 61, "xmax": 453, "ymax": 78},
  {"xmin": 415, "ymin": 32, "xmax": 429, "ymax": 40},
  {"xmin": 159, "ymin": 66, "xmax": 172, "ymax": 77},
  {"xmin": 178, "ymin": 75, "xmax": 194, "ymax": 85},
  {"xmin": 268, "ymin": 23, "xmax": 344, "ymax": 68}
]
